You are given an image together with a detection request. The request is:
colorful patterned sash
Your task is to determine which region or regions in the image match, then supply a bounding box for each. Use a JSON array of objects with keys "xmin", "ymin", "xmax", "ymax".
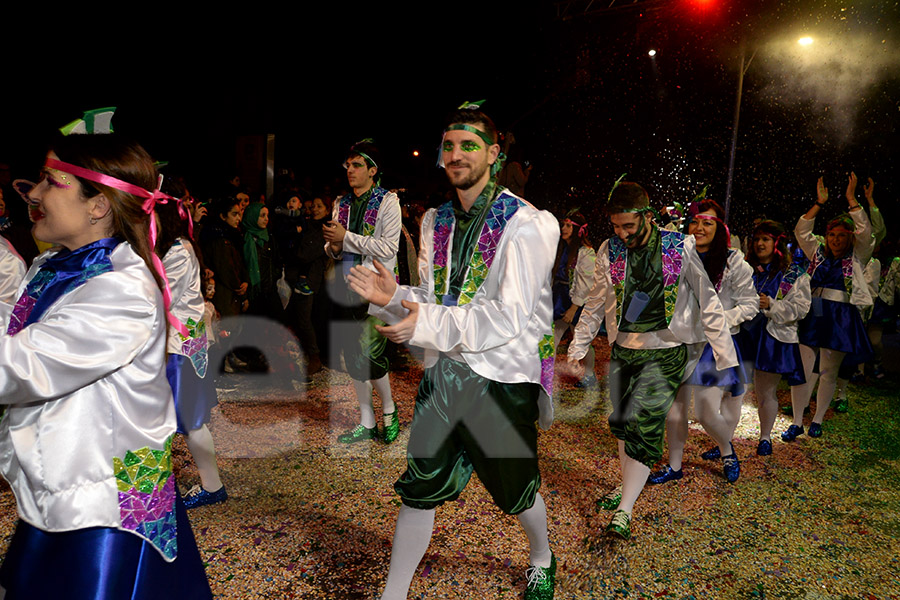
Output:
[
  {"xmin": 7, "ymin": 239, "xmax": 118, "ymax": 335},
  {"xmin": 337, "ymin": 187, "xmax": 387, "ymax": 236},
  {"xmin": 431, "ymin": 193, "xmax": 523, "ymax": 306},
  {"xmin": 608, "ymin": 229, "xmax": 684, "ymax": 326},
  {"xmin": 776, "ymin": 261, "xmax": 806, "ymax": 301},
  {"xmin": 807, "ymin": 244, "xmax": 853, "ymax": 296}
]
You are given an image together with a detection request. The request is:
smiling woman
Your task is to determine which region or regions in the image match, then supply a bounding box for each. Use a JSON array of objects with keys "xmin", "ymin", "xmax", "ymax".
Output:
[{"xmin": 0, "ymin": 132, "xmax": 212, "ymax": 598}]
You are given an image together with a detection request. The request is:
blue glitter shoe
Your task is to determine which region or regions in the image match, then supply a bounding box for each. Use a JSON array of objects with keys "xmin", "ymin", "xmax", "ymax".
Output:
[
  {"xmin": 606, "ymin": 509, "xmax": 632, "ymax": 539},
  {"xmin": 183, "ymin": 484, "xmax": 228, "ymax": 509},
  {"xmin": 524, "ymin": 552, "xmax": 556, "ymax": 600},
  {"xmin": 700, "ymin": 445, "xmax": 721, "ymax": 460},
  {"xmin": 781, "ymin": 424, "xmax": 804, "ymax": 442},
  {"xmin": 574, "ymin": 373, "xmax": 598, "ymax": 389},
  {"xmin": 756, "ymin": 439, "xmax": 773, "ymax": 456},
  {"xmin": 647, "ymin": 466, "xmax": 683, "ymax": 485},
  {"xmin": 722, "ymin": 453, "xmax": 740, "ymax": 483},
  {"xmin": 808, "ymin": 422, "xmax": 823, "ymax": 438}
]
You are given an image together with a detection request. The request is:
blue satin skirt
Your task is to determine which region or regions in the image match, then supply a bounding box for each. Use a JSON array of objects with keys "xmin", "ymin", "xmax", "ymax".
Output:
[
  {"xmin": 167, "ymin": 354, "xmax": 218, "ymax": 434},
  {"xmin": 685, "ymin": 335, "xmax": 752, "ymax": 397},
  {"xmin": 742, "ymin": 315, "xmax": 806, "ymax": 386},
  {"xmin": 799, "ymin": 299, "xmax": 873, "ymax": 364},
  {"xmin": 0, "ymin": 496, "xmax": 212, "ymax": 599}
]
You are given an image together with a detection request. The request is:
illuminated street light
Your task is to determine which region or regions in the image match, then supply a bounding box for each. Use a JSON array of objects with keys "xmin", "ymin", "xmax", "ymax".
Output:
[
  {"xmin": 648, "ymin": 49, "xmax": 657, "ymax": 57},
  {"xmin": 798, "ymin": 36, "xmax": 814, "ymax": 46}
]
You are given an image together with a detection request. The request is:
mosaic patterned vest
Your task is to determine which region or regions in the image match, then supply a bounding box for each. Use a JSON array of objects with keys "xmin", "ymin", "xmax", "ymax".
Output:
[
  {"xmin": 431, "ymin": 192, "xmax": 555, "ymax": 396},
  {"xmin": 608, "ymin": 229, "xmax": 685, "ymax": 326},
  {"xmin": 807, "ymin": 244, "xmax": 853, "ymax": 296}
]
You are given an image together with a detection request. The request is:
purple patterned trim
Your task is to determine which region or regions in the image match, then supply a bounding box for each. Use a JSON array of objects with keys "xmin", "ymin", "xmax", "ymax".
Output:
[
  {"xmin": 178, "ymin": 317, "xmax": 209, "ymax": 378},
  {"xmin": 431, "ymin": 202, "xmax": 456, "ymax": 304},
  {"xmin": 660, "ymin": 230, "xmax": 685, "ymax": 324},
  {"xmin": 608, "ymin": 237, "xmax": 627, "ymax": 323},
  {"xmin": 776, "ymin": 261, "xmax": 804, "ymax": 301}
]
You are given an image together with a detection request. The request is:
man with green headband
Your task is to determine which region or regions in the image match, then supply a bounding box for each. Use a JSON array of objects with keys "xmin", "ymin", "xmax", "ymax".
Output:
[
  {"xmin": 348, "ymin": 106, "xmax": 559, "ymax": 599},
  {"xmin": 324, "ymin": 139, "xmax": 401, "ymax": 444},
  {"xmin": 568, "ymin": 181, "xmax": 736, "ymax": 540}
]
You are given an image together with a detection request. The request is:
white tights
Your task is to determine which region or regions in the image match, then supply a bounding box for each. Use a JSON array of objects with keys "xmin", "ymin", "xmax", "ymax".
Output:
[
  {"xmin": 795, "ymin": 345, "xmax": 845, "ymax": 426},
  {"xmin": 353, "ymin": 374, "xmax": 394, "ymax": 429},
  {"xmin": 380, "ymin": 493, "xmax": 551, "ymax": 599},
  {"xmin": 666, "ymin": 385, "xmax": 742, "ymax": 471}
]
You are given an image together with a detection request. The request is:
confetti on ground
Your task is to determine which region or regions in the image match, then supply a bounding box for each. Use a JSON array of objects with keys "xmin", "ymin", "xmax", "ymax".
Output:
[{"xmin": 1, "ymin": 341, "xmax": 898, "ymax": 599}]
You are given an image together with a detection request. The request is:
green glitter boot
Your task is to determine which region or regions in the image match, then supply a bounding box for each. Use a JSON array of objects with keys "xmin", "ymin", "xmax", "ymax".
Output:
[
  {"xmin": 382, "ymin": 410, "xmax": 400, "ymax": 444},
  {"xmin": 337, "ymin": 424, "xmax": 378, "ymax": 444},
  {"xmin": 524, "ymin": 552, "xmax": 556, "ymax": 600},
  {"xmin": 596, "ymin": 486, "xmax": 622, "ymax": 511}
]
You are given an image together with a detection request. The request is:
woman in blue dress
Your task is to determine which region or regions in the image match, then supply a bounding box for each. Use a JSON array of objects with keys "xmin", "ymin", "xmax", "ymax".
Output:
[
  {"xmin": 742, "ymin": 220, "xmax": 810, "ymax": 455},
  {"xmin": 785, "ymin": 176, "xmax": 874, "ymax": 441}
]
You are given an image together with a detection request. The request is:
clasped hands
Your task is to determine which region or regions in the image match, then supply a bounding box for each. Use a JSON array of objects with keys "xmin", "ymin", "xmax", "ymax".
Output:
[{"xmin": 347, "ymin": 260, "xmax": 419, "ymax": 343}]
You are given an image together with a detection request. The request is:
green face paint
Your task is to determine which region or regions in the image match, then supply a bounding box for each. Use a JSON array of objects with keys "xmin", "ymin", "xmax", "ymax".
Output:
[
  {"xmin": 461, "ymin": 140, "xmax": 482, "ymax": 152},
  {"xmin": 442, "ymin": 141, "xmax": 454, "ymax": 152}
]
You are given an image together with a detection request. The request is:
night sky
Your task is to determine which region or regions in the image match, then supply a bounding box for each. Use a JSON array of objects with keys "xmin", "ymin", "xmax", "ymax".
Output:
[{"xmin": 3, "ymin": 0, "xmax": 898, "ymax": 241}]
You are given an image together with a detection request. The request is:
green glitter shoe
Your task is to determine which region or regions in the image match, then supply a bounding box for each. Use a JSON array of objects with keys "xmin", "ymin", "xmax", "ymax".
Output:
[
  {"xmin": 337, "ymin": 424, "xmax": 378, "ymax": 444},
  {"xmin": 524, "ymin": 552, "xmax": 556, "ymax": 600},
  {"xmin": 596, "ymin": 486, "xmax": 622, "ymax": 511},
  {"xmin": 382, "ymin": 410, "xmax": 400, "ymax": 444},
  {"xmin": 834, "ymin": 396, "xmax": 849, "ymax": 413},
  {"xmin": 606, "ymin": 509, "xmax": 631, "ymax": 539}
]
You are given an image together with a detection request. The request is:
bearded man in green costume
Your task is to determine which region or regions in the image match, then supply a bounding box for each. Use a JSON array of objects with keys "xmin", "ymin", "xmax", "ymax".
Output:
[
  {"xmin": 568, "ymin": 181, "xmax": 737, "ymax": 540},
  {"xmin": 324, "ymin": 140, "xmax": 402, "ymax": 444},
  {"xmin": 348, "ymin": 105, "xmax": 559, "ymax": 600}
]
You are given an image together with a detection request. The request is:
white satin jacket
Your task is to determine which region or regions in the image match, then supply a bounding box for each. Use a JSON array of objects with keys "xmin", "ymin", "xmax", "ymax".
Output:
[
  {"xmin": 0, "ymin": 242, "xmax": 177, "ymax": 559},
  {"xmin": 326, "ymin": 189, "xmax": 401, "ymax": 277},
  {"xmin": 570, "ymin": 230, "xmax": 738, "ymax": 371},
  {"xmin": 0, "ymin": 234, "xmax": 26, "ymax": 306},
  {"xmin": 164, "ymin": 240, "xmax": 208, "ymax": 358},
  {"xmin": 369, "ymin": 191, "xmax": 559, "ymax": 399},
  {"xmin": 761, "ymin": 269, "xmax": 811, "ymax": 344},
  {"xmin": 719, "ymin": 249, "xmax": 759, "ymax": 335}
]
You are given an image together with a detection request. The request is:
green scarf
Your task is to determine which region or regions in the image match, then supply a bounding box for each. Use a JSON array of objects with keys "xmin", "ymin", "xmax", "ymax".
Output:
[{"xmin": 242, "ymin": 202, "xmax": 270, "ymax": 288}]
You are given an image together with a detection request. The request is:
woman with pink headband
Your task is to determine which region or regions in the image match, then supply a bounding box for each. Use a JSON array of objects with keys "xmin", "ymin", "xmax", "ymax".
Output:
[
  {"xmin": 742, "ymin": 220, "xmax": 811, "ymax": 456},
  {"xmin": 0, "ymin": 133, "xmax": 212, "ymax": 597},
  {"xmin": 785, "ymin": 174, "xmax": 874, "ymax": 441},
  {"xmin": 552, "ymin": 210, "xmax": 596, "ymax": 387},
  {"xmin": 649, "ymin": 199, "xmax": 757, "ymax": 485}
]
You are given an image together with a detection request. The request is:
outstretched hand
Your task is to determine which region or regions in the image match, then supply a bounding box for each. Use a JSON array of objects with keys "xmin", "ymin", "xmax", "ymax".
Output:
[
  {"xmin": 347, "ymin": 260, "xmax": 397, "ymax": 307},
  {"xmin": 845, "ymin": 172, "xmax": 858, "ymax": 204},
  {"xmin": 864, "ymin": 177, "xmax": 875, "ymax": 205},
  {"xmin": 375, "ymin": 300, "xmax": 419, "ymax": 343},
  {"xmin": 816, "ymin": 176, "xmax": 829, "ymax": 205}
]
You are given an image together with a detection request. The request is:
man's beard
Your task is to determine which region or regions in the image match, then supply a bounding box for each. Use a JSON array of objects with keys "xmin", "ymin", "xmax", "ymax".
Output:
[{"xmin": 446, "ymin": 158, "xmax": 489, "ymax": 190}]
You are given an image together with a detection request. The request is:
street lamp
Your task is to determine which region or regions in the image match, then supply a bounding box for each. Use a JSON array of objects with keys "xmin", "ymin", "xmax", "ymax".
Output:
[{"xmin": 798, "ymin": 36, "xmax": 814, "ymax": 46}]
